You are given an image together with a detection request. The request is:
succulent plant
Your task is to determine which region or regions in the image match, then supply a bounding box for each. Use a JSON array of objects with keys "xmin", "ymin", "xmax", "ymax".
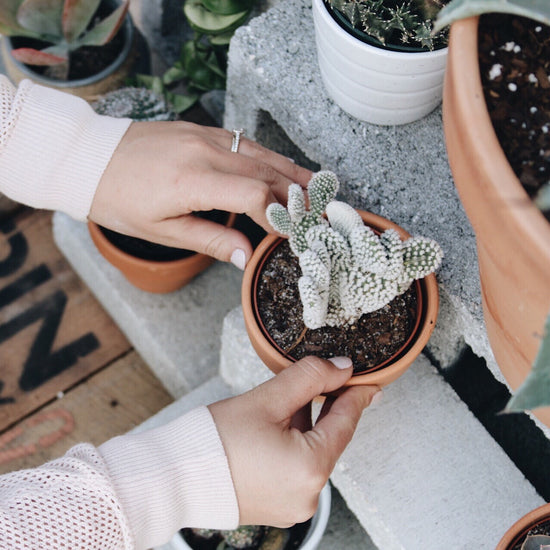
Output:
[
  {"xmin": 326, "ymin": 0, "xmax": 449, "ymax": 50},
  {"xmin": 520, "ymin": 533, "xmax": 550, "ymax": 550},
  {"xmin": 92, "ymin": 87, "xmax": 178, "ymax": 121},
  {"xmin": 267, "ymin": 171, "xmax": 443, "ymax": 329},
  {"xmin": 0, "ymin": 0, "xmax": 129, "ymax": 66},
  {"xmin": 221, "ymin": 525, "xmax": 263, "ymax": 548},
  {"xmin": 433, "ymin": 0, "xmax": 550, "ymax": 33}
]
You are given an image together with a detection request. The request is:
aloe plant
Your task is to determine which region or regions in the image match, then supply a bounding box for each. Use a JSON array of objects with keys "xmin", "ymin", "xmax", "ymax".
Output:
[
  {"xmin": 433, "ymin": 0, "xmax": 550, "ymax": 32},
  {"xmin": 0, "ymin": 0, "xmax": 129, "ymax": 66},
  {"xmin": 520, "ymin": 534, "xmax": 550, "ymax": 550}
]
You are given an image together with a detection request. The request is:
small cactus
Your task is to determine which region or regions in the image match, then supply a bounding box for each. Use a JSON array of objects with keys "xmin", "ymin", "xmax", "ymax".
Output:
[
  {"xmin": 221, "ymin": 525, "xmax": 263, "ymax": 548},
  {"xmin": 0, "ymin": 0, "xmax": 129, "ymax": 66},
  {"xmin": 92, "ymin": 87, "xmax": 178, "ymax": 121},
  {"xmin": 326, "ymin": 0, "xmax": 449, "ymax": 50},
  {"xmin": 267, "ymin": 171, "xmax": 443, "ymax": 329}
]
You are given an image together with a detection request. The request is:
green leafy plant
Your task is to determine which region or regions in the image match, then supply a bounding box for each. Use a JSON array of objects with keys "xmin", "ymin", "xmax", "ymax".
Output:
[
  {"xmin": 505, "ymin": 311, "xmax": 550, "ymax": 414},
  {"xmin": 433, "ymin": 0, "xmax": 550, "ymax": 32},
  {"xmin": 326, "ymin": 0, "xmax": 449, "ymax": 50},
  {"xmin": 267, "ymin": 171, "xmax": 443, "ymax": 329},
  {"xmin": 0, "ymin": 0, "xmax": 129, "ymax": 66},
  {"xmin": 135, "ymin": 0, "xmax": 256, "ymax": 113},
  {"xmin": 92, "ymin": 87, "xmax": 178, "ymax": 121}
]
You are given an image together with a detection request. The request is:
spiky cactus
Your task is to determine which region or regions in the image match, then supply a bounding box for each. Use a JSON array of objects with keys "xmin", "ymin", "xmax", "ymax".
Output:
[
  {"xmin": 92, "ymin": 87, "xmax": 178, "ymax": 121},
  {"xmin": 326, "ymin": 0, "xmax": 448, "ymax": 50},
  {"xmin": 267, "ymin": 171, "xmax": 443, "ymax": 329},
  {"xmin": 0, "ymin": 0, "xmax": 129, "ymax": 66}
]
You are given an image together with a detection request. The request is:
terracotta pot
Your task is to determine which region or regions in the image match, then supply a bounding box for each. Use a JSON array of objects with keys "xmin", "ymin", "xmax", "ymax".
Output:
[
  {"xmin": 0, "ymin": 0, "xmax": 137, "ymax": 102},
  {"xmin": 88, "ymin": 213, "xmax": 236, "ymax": 294},
  {"xmin": 496, "ymin": 503, "xmax": 550, "ymax": 549},
  {"xmin": 442, "ymin": 17, "xmax": 550, "ymax": 426},
  {"xmin": 312, "ymin": 0, "xmax": 448, "ymax": 125},
  {"xmin": 242, "ymin": 210, "xmax": 439, "ymax": 387}
]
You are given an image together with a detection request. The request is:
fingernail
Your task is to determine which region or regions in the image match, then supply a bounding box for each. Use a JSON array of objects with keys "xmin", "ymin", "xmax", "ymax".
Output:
[
  {"xmin": 328, "ymin": 356, "xmax": 352, "ymax": 370},
  {"xmin": 286, "ymin": 157, "xmax": 295, "ymax": 163},
  {"xmin": 370, "ymin": 390, "xmax": 384, "ymax": 407},
  {"xmin": 230, "ymin": 248, "xmax": 247, "ymax": 271}
]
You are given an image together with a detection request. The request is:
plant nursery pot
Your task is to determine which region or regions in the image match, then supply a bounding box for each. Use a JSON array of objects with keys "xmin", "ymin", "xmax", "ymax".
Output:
[
  {"xmin": 311, "ymin": 0, "xmax": 448, "ymax": 125},
  {"xmin": 242, "ymin": 210, "xmax": 439, "ymax": 387},
  {"xmin": 496, "ymin": 503, "xmax": 550, "ymax": 549},
  {"xmin": 0, "ymin": 0, "xmax": 138, "ymax": 103},
  {"xmin": 442, "ymin": 17, "xmax": 550, "ymax": 426},
  {"xmin": 88, "ymin": 212, "xmax": 236, "ymax": 294},
  {"xmin": 169, "ymin": 482, "xmax": 331, "ymax": 550}
]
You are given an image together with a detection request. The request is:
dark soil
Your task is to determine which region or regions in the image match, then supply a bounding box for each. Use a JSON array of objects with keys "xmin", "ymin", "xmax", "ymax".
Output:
[
  {"xmin": 256, "ymin": 240, "xmax": 419, "ymax": 375},
  {"xmin": 100, "ymin": 210, "xmax": 229, "ymax": 262},
  {"xmin": 511, "ymin": 518, "xmax": 550, "ymax": 550},
  {"xmin": 478, "ymin": 14, "xmax": 550, "ymax": 221},
  {"xmin": 180, "ymin": 520, "xmax": 311, "ymax": 550}
]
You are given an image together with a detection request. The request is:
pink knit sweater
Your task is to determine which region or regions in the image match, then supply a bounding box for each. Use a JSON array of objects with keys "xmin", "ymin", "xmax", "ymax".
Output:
[{"xmin": 0, "ymin": 76, "xmax": 239, "ymax": 549}]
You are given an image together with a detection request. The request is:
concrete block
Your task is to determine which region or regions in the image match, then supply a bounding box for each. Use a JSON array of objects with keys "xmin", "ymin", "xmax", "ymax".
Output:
[
  {"xmin": 219, "ymin": 306, "xmax": 544, "ymax": 549},
  {"xmin": 223, "ymin": 0, "xmax": 500, "ymax": 379},
  {"xmin": 52, "ymin": 212, "xmax": 243, "ymax": 397}
]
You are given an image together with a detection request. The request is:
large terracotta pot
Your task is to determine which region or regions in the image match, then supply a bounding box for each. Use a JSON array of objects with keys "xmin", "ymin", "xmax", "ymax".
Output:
[
  {"xmin": 89, "ymin": 213, "xmax": 236, "ymax": 294},
  {"xmin": 0, "ymin": 0, "xmax": 137, "ymax": 102},
  {"xmin": 496, "ymin": 503, "xmax": 550, "ymax": 549},
  {"xmin": 242, "ymin": 210, "xmax": 439, "ymax": 387},
  {"xmin": 442, "ymin": 17, "xmax": 550, "ymax": 426}
]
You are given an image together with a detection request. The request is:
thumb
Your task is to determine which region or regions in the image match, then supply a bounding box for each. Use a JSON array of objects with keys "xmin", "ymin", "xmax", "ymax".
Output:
[
  {"xmin": 161, "ymin": 215, "xmax": 253, "ymax": 268},
  {"xmin": 257, "ymin": 356, "xmax": 355, "ymax": 422}
]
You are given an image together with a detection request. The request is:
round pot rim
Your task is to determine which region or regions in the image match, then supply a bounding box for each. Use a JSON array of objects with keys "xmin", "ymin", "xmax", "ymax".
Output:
[
  {"xmin": 88, "ymin": 212, "xmax": 237, "ymax": 272},
  {"xmin": 444, "ymin": 16, "xmax": 550, "ymax": 261},
  {"xmin": 496, "ymin": 503, "xmax": 550, "ymax": 549},
  {"xmin": 3, "ymin": 0, "xmax": 134, "ymax": 88},
  {"xmin": 242, "ymin": 209, "xmax": 439, "ymax": 387},
  {"xmin": 169, "ymin": 483, "xmax": 332, "ymax": 550},
  {"xmin": 313, "ymin": 0, "xmax": 448, "ymax": 59}
]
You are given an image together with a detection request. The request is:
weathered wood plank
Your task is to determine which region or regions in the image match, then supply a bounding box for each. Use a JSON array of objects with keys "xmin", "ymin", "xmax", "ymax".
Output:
[
  {"xmin": 0, "ymin": 209, "xmax": 131, "ymax": 432},
  {"xmin": 0, "ymin": 351, "xmax": 173, "ymax": 474}
]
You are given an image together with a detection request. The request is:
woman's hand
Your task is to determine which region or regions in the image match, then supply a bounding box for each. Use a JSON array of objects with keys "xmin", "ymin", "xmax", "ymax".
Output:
[
  {"xmin": 208, "ymin": 356, "xmax": 381, "ymax": 527},
  {"xmin": 89, "ymin": 122, "xmax": 312, "ymax": 269}
]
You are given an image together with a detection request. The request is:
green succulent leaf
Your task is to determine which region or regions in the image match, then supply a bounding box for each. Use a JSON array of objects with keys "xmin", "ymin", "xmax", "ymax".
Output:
[
  {"xmin": 181, "ymin": 40, "xmax": 225, "ymax": 90},
  {"xmin": 208, "ymin": 29, "xmax": 234, "ymax": 46},
  {"xmin": 10, "ymin": 44, "xmax": 66, "ymax": 63},
  {"xmin": 184, "ymin": 0, "xmax": 249, "ymax": 34},
  {"xmin": 505, "ymin": 311, "xmax": 550, "ymax": 413},
  {"xmin": 0, "ymin": 0, "xmax": 40, "ymax": 36},
  {"xmin": 77, "ymin": 0, "xmax": 128, "ymax": 47},
  {"xmin": 434, "ymin": 0, "xmax": 550, "ymax": 33},
  {"xmin": 165, "ymin": 90, "xmax": 199, "ymax": 113},
  {"xmin": 16, "ymin": 0, "xmax": 64, "ymax": 39},
  {"xmin": 163, "ymin": 63, "xmax": 187, "ymax": 85},
  {"xmin": 201, "ymin": 0, "xmax": 254, "ymax": 15},
  {"xmin": 62, "ymin": 0, "xmax": 101, "ymax": 43}
]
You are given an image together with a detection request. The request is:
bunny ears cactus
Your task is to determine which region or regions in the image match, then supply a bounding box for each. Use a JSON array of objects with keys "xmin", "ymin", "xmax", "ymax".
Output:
[
  {"xmin": 267, "ymin": 171, "xmax": 443, "ymax": 329},
  {"xmin": 0, "ymin": 0, "xmax": 129, "ymax": 66}
]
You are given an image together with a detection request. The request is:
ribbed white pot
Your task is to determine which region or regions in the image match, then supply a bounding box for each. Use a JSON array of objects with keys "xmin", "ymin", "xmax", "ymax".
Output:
[
  {"xmin": 312, "ymin": 0, "xmax": 448, "ymax": 125},
  {"xmin": 168, "ymin": 483, "xmax": 332, "ymax": 550}
]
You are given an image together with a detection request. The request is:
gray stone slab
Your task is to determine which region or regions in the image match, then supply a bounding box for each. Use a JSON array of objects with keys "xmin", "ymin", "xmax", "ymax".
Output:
[
  {"xmin": 220, "ymin": 306, "xmax": 544, "ymax": 549},
  {"xmin": 53, "ymin": 212, "xmax": 243, "ymax": 397},
  {"xmin": 222, "ymin": 0, "xmax": 501, "ymax": 379}
]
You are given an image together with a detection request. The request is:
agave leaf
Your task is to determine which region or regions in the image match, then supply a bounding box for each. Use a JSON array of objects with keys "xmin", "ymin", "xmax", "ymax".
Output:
[
  {"xmin": 0, "ymin": 0, "xmax": 35, "ymax": 35},
  {"xmin": 505, "ymin": 311, "xmax": 550, "ymax": 413},
  {"xmin": 16, "ymin": 0, "xmax": 64, "ymax": 39},
  {"xmin": 76, "ymin": 0, "xmax": 128, "ymax": 47},
  {"xmin": 62, "ymin": 0, "xmax": 101, "ymax": 43},
  {"xmin": 433, "ymin": 0, "xmax": 550, "ymax": 33},
  {"xmin": 10, "ymin": 44, "xmax": 67, "ymax": 63}
]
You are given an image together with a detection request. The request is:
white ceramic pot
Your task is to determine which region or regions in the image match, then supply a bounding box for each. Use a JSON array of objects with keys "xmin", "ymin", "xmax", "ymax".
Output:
[
  {"xmin": 312, "ymin": 0, "xmax": 448, "ymax": 125},
  {"xmin": 167, "ymin": 483, "xmax": 332, "ymax": 550}
]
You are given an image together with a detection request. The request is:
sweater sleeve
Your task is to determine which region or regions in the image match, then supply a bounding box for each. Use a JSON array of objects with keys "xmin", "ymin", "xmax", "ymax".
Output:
[
  {"xmin": 0, "ymin": 406, "xmax": 239, "ymax": 550},
  {"xmin": 0, "ymin": 75, "xmax": 131, "ymax": 221}
]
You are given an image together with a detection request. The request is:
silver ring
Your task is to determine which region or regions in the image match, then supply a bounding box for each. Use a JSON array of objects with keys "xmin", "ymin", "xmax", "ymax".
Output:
[{"xmin": 231, "ymin": 128, "xmax": 245, "ymax": 153}]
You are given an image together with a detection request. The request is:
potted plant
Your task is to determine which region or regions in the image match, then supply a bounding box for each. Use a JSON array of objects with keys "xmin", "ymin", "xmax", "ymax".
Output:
[
  {"xmin": 312, "ymin": 0, "xmax": 450, "ymax": 125},
  {"xmin": 169, "ymin": 483, "xmax": 331, "ymax": 550},
  {"xmin": 0, "ymin": 0, "xmax": 138, "ymax": 102},
  {"xmin": 433, "ymin": 0, "xmax": 550, "ymax": 425},
  {"xmin": 88, "ymin": 86, "xmax": 236, "ymax": 293},
  {"xmin": 242, "ymin": 171, "xmax": 442, "ymax": 387},
  {"xmin": 496, "ymin": 502, "xmax": 550, "ymax": 550}
]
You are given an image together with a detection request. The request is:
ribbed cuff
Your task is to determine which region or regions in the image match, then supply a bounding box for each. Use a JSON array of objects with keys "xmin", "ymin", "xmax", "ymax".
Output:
[
  {"xmin": 0, "ymin": 79, "xmax": 131, "ymax": 221},
  {"xmin": 99, "ymin": 406, "xmax": 239, "ymax": 550}
]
